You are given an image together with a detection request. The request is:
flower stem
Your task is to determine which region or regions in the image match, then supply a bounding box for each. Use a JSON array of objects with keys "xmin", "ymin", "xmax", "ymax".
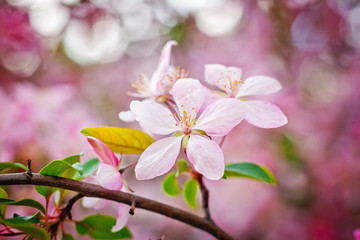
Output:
[{"xmin": 195, "ymin": 173, "xmax": 214, "ymax": 223}]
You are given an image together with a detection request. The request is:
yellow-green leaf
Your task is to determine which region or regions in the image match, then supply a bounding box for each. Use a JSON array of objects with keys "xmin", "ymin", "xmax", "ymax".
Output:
[
  {"xmin": 183, "ymin": 178, "xmax": 199, "ymax": 208},
  {"xmin": 0, "ymin": 188, "xmax": 7, "ymax": 216},
  {"xmin": 35, "ymin": 156, "xmax": 82, "ymax": 198},
  {"xmin": 81, "ymin": 126, "xmax": 155, "ymax": 154},
  {"xmin": 162, "ymin": 173, "xmax": 181, "ymax": 196},
  {"xmin": 176, "ymin": 159, "xmax": 189, "ymax": 176}
]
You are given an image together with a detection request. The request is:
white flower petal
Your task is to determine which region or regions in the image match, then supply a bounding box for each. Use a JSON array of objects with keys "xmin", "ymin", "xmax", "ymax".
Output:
[
  {"xmin": 186, "ymin": 135, "xmax": 224, "ymax": 180},
  {"xmin": 236, "ymin": 76, "xmax": 282, "ymax": 97},
  {"xmin": 111, "ymin": 203, "xmax": 129, "ymax": 232},
  {"xmin": 82, "ymin": 197, "xmax": 110, "ymax": 210},
  {"xmin": 204, "ymin": 64, "xmax": 227, "ymax": 87},
  {"xmin": 244, "ymin": 100, "xmax": 288, "ymax": 128},
  {"xmin": 135, "ymin": 137, "xmax": 182, "ymax": 180},
  {"xmin": 204, "ymin": 64, "xmax": 242, "ymax": 96},
  {"xmin": 194, "ymin": 98, "xmax": 246, "ymax": 136},
  {"xmin": 130, "ymin": 100, "xmax": 179, "ymax": 135},
  {"xmin": 170, "ymin": 78, "xmax": 206, "ymax": 119},
  {"xmin": 96, "ymin": 163, "xmax": 123, "ymax": 190},
  {"xmin": 150, "ymin": 40, "xmax": 177, "ymax": 90},
  {"xmin": 118, "ymin": 110, "xmax": 136, "ymax": 122}
]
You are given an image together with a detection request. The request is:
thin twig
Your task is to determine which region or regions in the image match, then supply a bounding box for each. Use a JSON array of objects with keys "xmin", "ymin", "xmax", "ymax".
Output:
[
  {"xmin": 26, "ymin": 159, "xmax": 32, "ymax": 177},
  {"xmin": 129, "ymin": 199, "xmax": 136, "ymax": 215},
  {"xmin": 195, "ymin": 173, "xmax": 214, "ymax": 223},
  {"xmin": 60, "ymin": 193, "xmax": 84, "ymax": 220},
  {"xmin": 0, "ymin": 173, "xmax": 233, "ymax": 240},
  {"xmin": 48, "ymin": 193, "xmax": 84, "ymax": 237}
]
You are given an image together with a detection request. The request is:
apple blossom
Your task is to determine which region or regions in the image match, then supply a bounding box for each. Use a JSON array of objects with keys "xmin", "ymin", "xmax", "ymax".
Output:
[
  {"xmin": 204, "ymin": 64, "xmax": 288, "ymax": 128},
  {"xmin": 82, "ymin": 136, "xmax": 129, "ymax": 232},
  {"xmin": 128, "ymin": 40, "xmax": 187, "ymax": 100},
  {"xmin": 119, "ymin": 40, "xmax": 188, "ymax": 122},
  {"xmin": 130, "ymin": 78, "xmax": 247, "ymax": 180}
]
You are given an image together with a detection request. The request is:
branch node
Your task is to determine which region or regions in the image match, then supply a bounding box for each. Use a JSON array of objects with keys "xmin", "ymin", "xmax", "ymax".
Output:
[
  {"xmin": 26, "ymin": 159, "xmax": 32, "ymax": 177},
  {"xmin": 129, "ymin": 199, "xmax": 136, "ymax": 215}
]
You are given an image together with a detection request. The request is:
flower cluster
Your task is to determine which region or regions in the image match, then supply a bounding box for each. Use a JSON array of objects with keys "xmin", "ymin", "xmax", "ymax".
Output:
[
  {"xmin": 121, "ymin": 41, "xmax": 288, "ymax": 181},
  {"xmin": 82, "ymin": 43, "xmax": 288, "ymax": 228}
]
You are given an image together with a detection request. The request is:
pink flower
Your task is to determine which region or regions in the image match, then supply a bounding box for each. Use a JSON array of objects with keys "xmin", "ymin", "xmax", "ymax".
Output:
[
  {"xmin": 354, "ymin": 229, "xmax": 360, "ymax": 240},
  {"xmin": 119, "ymin": 40, "xmax": 188, "ymax": 122},
  {"xmin": 204, "ymin": 64, "xmax": 288, "ymax": 128},
  {"xmin": 130, "ymin": 79, "xmax": 246, "ymax": 180},
  {"xmin": 128, "ymin": 40, "xmax": 182, "ymax": 99},
  {"xmin": 82, "ymin": 137, "xmax": 128, "ymax": 232}
]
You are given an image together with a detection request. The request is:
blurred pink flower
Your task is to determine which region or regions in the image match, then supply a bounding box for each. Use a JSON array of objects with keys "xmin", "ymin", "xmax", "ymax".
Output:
[
  {"xmin": 354, "ymin": 229, "xmax": 360, "ymax": 240},
  {"xmin": 0, "ymin": 2, "xmax": 42, "ymax": 77},
  {"xmin": 204, "ymin": 64, "xmax": 288, "ymax": 129},
  {"xmin": 130, "ymin": 78, "xmax": 246, "ymax": 180},
  {"xmin": 82, "ymin": 137, "xmax": 128, "ymax": 232},
  {"xmin": 0, "ymin": 83, "xmax": 100, "ymax": 164}
]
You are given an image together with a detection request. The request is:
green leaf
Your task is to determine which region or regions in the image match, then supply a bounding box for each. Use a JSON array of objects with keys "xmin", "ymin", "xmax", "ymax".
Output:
[
  {"xmin": 0, "ymin": 218, "xmax": 50, "ymax": 240},
  {"xmin": 63, "ymin": 155, "xmax": 83, "ymax": 175},
  {"xmin": 63, "ymin": 155, "xmax": 81, "ymax": 165},
  {"xmin": 280, "ymin": 135, "xmax": 303, "ymax": 167},
  {"xmin": 75, "ymin": 158, "xmax": 100, "ymax": 180},
  {"xmin": 176, "ymin": 159, "xmax": 189, "ymax": 176},
  {"xmin": 0, "ymin": 162, "xmax": 28, "ymax": 173},
  {"xmin": 0, "ymin": 198, "xmax": 45, "ymax": 214},
  {"xmin": 35, "ymin": 156, "xmax": 83, "ymax": 198},
  {"xmin": 72, "ymin": 162, "xmax": 83, "ymax": 175},
  {"xmin": 0, "ymin": 188, "xmax": 8, "ymax": 216},
  {"xmin": 13, "ymin": 212, "xmax": 42, "ymax": 224},
  {"xmin": 62, "ymin": 233, "xmax": 76, "ymax": 240},
  {"xmin": 75, "ymin": 214, "xmax": 132, "ymax": 239},
  {"xmin": 81, "ymin": 126, "xmax": 154, "ymax": 154},
  {"xmin": 170, "ymin": 23, "xmax": 187, "ymax": 43},
  {"xmin": 162, "ymin": 173, "xmax": 181, "ymax": 196},
  {"xmin": 183, "ymin": 178, "xmax": 199, "ymax": 208},
  {"xmin": 224, "ymin": 162, "xmax": 277, "ymax": 184}
]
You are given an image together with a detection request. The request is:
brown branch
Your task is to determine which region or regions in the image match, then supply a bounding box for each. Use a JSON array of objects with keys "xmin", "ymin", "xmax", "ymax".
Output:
[{"xmin": 0, "ymin": 173, "xmax": 233, "ymax": 240}]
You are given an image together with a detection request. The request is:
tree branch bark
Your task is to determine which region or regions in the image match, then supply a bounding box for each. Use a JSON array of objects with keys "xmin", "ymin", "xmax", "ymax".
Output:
[{"xmin": 0, "ymin": 173, "xmax": 233, "ymax": 240}]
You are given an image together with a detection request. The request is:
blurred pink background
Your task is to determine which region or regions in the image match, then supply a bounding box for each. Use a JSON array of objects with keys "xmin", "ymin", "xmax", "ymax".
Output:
[{"xmin": 1, "ymin": 0, "xmax": 360, "ymax": 239}]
